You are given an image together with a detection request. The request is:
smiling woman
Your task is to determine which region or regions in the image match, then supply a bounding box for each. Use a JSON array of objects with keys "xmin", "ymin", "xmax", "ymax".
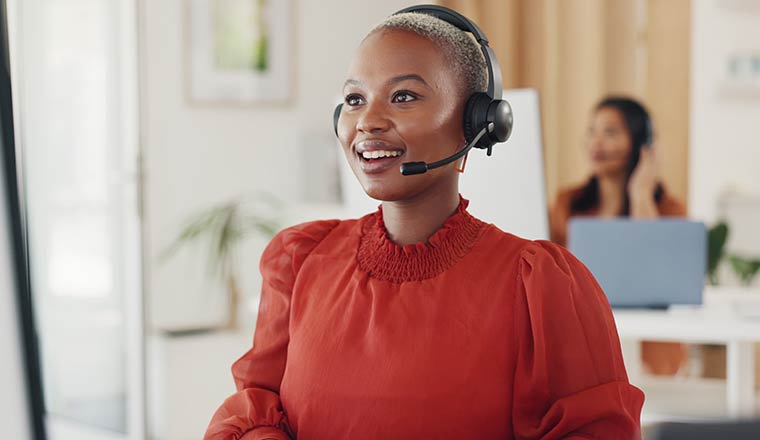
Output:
[
  {"xmin": 204, "ymin": 6, "xmax": 644, "ymax": 440},
  {"xmin": 338, "ymin": 28, "xmax": 465, "ymax": 215}
]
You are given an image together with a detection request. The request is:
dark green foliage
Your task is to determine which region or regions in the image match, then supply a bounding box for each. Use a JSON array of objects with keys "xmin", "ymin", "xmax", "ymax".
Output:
[
  {"xmin": 160, "ymin": 193, "xmax": 281, "ymax": 280},
  {"xmin": 728, "ymin": 255, "xmax": 760, "ymax": 286},
  {"xmin": 707, "ymin": 222, "xmax": 729, "ymax": 285}
]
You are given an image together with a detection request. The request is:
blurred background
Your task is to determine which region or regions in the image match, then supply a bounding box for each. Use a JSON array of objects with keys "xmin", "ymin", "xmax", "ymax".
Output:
[{"xmin": 2, "ymin": 0, "xmax": 760, "ymax": 439}]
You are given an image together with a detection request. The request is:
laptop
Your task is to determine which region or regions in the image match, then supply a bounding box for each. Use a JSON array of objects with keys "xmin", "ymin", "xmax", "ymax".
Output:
[{"xmin": 568, "ymin": 219, "xmax": 707, "ymax": 309}]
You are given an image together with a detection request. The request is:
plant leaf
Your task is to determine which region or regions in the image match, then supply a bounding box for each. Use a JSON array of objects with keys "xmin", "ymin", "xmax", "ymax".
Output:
[
  {"xmin": 159, "ymin": 192, "xmax": 283, "ymax": 296},
  {"xmin": 707, "ymin": 222, "xmax": 729, "ymax": 281},
  {"xmin": 159, "ymin": 205, "xmax": 228, "ymax": 262},
  {"xmin": 728, "ymin": 254, "xmax": 760, "ymax": 285}
]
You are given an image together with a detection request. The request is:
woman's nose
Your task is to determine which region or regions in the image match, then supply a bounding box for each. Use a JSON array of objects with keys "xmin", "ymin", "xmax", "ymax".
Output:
[
  {"xmin": 588, "ymin": 132, "xmax": 603, "ymax": 149},
  {"xmin": 356, "ymin": 101, "xmax": 391, "ymax": 133}
]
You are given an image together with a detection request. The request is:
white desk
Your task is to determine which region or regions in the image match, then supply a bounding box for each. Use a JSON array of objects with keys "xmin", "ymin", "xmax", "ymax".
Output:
[{"xmin": 614, "ymin": 291, "xmax": 760, "ymax": 418}]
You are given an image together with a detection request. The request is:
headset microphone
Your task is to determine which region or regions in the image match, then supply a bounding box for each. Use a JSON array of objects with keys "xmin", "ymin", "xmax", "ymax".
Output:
[{"xmin": 400, "ymin": 124, "xmax": 493, "ymax": 176}]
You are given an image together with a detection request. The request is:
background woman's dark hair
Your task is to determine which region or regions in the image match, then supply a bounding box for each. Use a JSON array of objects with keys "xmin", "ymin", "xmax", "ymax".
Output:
[{"xmin": 570, "ymin": 96, "xmax": 665, "ymax": 216}]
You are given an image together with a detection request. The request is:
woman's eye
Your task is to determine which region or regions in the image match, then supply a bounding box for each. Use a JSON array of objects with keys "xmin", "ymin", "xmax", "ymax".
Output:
[
  {"xmin": 345, "ymin": 94, "xmax": 364, "ymax": 106},
  {"xmin": 392, "ymin": 91, "xmax": 417, "ymax": 103}
]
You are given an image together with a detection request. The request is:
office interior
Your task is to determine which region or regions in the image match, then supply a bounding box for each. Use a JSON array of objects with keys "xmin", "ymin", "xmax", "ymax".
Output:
[{"xmin": 2, "ymin": 0, "xmax": 760, "ymax": 439}]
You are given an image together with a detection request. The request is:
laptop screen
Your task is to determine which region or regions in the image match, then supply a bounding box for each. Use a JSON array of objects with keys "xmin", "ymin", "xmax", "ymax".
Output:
[{"xmin": 568, "ymin": 218, "xmax": 706, "ymax": 308}]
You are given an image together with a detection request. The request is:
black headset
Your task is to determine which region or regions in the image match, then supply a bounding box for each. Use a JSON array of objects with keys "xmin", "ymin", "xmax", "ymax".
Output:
[
  {"xmin": 333, "ymin": 4, "xmax": 513, "ymax": 174},
  {"xmin": 643, "ymin": 115, "xmax": 654, "ymax": 147}
]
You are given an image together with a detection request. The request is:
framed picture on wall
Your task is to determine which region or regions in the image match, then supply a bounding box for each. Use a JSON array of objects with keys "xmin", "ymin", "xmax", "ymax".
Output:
[{"xmin": 185, "ymin": 0, "xmax": 294, "ymax": 105}]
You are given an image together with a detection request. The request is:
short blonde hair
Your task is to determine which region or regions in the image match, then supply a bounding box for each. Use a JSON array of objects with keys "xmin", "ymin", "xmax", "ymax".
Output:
[{"xmin": 369, "ymin": 12, "xmax": 488, "ymax": 98}]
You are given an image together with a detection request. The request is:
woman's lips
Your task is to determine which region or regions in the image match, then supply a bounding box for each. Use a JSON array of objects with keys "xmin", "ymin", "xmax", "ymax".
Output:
[
  {"xmin": 354, "ymin": 140, "xmax": 405, "ymax": 175},
  {"xmin": 356, "ymin": 150, "xmax": 405, "ymax": 174}
]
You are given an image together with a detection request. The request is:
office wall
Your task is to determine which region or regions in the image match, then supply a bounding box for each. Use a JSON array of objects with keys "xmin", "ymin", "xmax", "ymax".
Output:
[
  {"xmin": 141, "ymin": 0, "xmax": 417, "ymax": 330},
  {"xmin": 689, "ymin": 0, "xmax": 760, "ymax": 222}
]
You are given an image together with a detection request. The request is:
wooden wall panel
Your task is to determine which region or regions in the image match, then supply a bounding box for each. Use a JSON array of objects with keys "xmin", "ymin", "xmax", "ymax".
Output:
[
  {"xmin": 437, "ymin": 0, "xmax": 690, "ymax": 208},
  {"xmin": 556, "ymin": 0, "xmax": 606, "ymax": 186},
  {"xmin": 605, "ymin": 1, "xmax": 640, "ymax": 95},
  {"xmin": 646, "ymin": 0, "xmax": 691, "ymax": 203}
]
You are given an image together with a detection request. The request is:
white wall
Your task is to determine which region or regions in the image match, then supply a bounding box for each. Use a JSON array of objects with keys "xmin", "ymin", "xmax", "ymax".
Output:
[
  {"xmin": 689, "ymin": 0, "xmax": 760, "ymax": 223},
  {"xmin": 141, "ymin": 0, "xmax": 416, "ymax": 330}
]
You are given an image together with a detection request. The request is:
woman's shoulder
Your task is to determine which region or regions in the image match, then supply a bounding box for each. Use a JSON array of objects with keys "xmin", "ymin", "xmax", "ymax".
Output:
[
  {"xmin": 472, "ymin": 233, "xmax": 600, "ymax": 305},
  {"xmin": 657, "ymin": 190, "xmax": 687, "ymax": 216},
  {"xmin": 556, "ymin": 183, "xmax": 586, "ymax": 201},
  {"xmin": 477, "ymin": 227, "xmax": 576, "ymax": 273},
  {"xmin": 518, "ymin": 239, "xmax": 578, "ymax": 277},
  {"xmin": 258, "ymin": 216, "xmax": 369, "ymax": 288},
  {"xmin": 264, "ymin": 217, "xmax": 362, "ymax": 258},
  {"xmin": 476, "ymin": 225, "xmax": 531, "ymax": 257},
  {"xmin": 553, "ymin": 183, "xmax": 587, "ymax": 207},
  {"xmin": 275, "ymin": 218, "xmax": 343, "ymax": 244},
  {"xmin": 550, "ymin": 183, "xmax": 590, "ymax": 219},
  {"xmin": 548, "ymin": 183, "xmax": 588, "ymax": 246},
  {"xmin": 260, "ymin": 218, "xmax": 361, "ymax": 277},
  {"xmin": 517, "ymin": 239, "xmax": 609, "ymax": 308}
]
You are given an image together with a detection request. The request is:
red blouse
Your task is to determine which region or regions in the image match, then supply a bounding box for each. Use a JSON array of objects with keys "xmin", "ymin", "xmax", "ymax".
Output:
[{"xmin": 204, "ymin": 198, "xmax": 644, "ymax": 440}]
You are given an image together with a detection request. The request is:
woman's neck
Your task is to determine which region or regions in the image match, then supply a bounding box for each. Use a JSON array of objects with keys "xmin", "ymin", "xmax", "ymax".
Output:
[
  {"xmin": 380, "ymin": 187, "xmax": 460, "ymax": 246},
  {"xmin": 596, "ymin": 173, "xmax": 627, "ymax": 216}
]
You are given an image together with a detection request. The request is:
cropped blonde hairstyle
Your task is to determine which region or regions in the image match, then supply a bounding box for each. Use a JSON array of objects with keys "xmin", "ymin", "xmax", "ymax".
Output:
[{"xmin": 369, "ymin": 12, "xmax": 488, "ymax": 99}]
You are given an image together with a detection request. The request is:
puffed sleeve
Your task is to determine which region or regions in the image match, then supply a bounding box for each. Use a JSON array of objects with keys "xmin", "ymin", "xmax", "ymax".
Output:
[
  {"xmin": 512, "ymin": 241, "xmax": 645, "ymax": 440},
  {"xmin": 204, "ymin": 220, "xmax": 340, "ymax": 440}
]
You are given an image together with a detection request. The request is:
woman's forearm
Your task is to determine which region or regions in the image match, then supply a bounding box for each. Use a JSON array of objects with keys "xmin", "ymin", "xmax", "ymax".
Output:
[{"xmin": 629, "ymin": 193, "xmax": 659, "ymax": 218}]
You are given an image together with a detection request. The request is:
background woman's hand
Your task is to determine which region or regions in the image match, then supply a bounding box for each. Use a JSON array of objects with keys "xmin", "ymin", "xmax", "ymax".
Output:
[
  {"xmin": 627, "ymin": 144, "xmax": 661, "ymax": 218},
  {"xmin": 627, "ymin": 145, "xmax": 659, "ymax": 201}
]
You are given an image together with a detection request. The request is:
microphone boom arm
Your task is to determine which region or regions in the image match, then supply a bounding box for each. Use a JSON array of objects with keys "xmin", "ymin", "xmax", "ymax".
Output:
[{"xmin": 400, "ymin": 123, "xmax": 494, "ymax": 176}]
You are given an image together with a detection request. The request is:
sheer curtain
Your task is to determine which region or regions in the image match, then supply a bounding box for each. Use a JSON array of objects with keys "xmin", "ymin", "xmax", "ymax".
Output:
[{"xmin": 10, "ymin": 0, "xmax": 143, "ymax": 438}]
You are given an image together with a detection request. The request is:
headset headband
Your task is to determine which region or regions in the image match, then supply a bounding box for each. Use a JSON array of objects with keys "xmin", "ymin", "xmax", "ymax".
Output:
[{"xmin": 394, "ymin": 4, "xmax": 503, "ymax": 100}]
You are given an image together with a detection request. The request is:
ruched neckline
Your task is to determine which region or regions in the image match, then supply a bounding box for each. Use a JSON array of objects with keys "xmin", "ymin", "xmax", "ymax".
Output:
[{"xmin": 357, "ymin": 196, "xmax": 487, "ymax": 282}]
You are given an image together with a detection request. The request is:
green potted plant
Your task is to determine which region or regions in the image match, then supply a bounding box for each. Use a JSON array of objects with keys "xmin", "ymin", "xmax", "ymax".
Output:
[
  {"xmin": 707, "ymin": 222, "xmax": 729, "ymax": 285},
  {"xmin": 161, "ymin": 193, "xmax": 281, "ymax": 330},
  {"xmin": 706, "ymin": 221, "xmax": 760, "ymax": 289},
  {"xmin": 727, "ymin": 255, "xmax": 760, "ymax": 286}
]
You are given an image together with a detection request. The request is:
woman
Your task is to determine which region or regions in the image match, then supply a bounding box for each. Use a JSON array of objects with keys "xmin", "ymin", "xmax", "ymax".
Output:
[
  {"xmin": 549, "ymin": 97, "xmax": 685, "ymax": 246},
  {"xmin": 205, "ymin": 9, "xmax": 643, "ymax": 440},
  {"xmin": 550, "ymin": 97, "xmax": 687, "ymax": 376}
]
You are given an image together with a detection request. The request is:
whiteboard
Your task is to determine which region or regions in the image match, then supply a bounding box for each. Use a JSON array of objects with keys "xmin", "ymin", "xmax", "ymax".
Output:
[{"xmin": 337, "ymin": 88, "xmax": 549, "ymax": 240}]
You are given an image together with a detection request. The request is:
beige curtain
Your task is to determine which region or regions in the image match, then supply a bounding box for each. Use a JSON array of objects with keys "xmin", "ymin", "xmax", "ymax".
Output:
[{"xmin": 438, "ymin": 0, "xmax": 690, "ymax": 209}]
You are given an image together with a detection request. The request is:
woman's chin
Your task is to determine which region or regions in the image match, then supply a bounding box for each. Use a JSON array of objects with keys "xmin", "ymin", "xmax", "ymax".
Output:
[
  {"xmin": 357, "ymin": 169, "xmax": 458, "ymax": 203},
  {"xmin": 359, "ymin": 180, "xmax": 417, "ymax": 202},
  {"xmin": 592, "ymin": 165, "xmax": 625, "ymax": 179},
  {"xmin": 361, "ymin": 185, "xmax": 402, "ymax": 202}
]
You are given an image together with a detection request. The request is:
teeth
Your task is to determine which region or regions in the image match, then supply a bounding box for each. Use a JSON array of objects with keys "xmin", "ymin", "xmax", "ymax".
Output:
[{"xmin": 361, "ymin": 150, "xmax": 402, "ymax": 160}]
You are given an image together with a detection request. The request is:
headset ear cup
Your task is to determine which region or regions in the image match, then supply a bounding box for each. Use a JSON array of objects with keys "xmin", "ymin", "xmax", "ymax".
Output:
[
  {"xmin": 333, "ymin": 103, "xmax": 343, "ymax": 137},
  {"xmin": 463, "ymin": 94, "xmax": 478, "ymax": 144},
  {"xmin": 464, "ymin": 92, "xmax": 494, "ymax": 149},
  {"xmin": 487, "ymin": 99, "xmax": 513, "ymax": 143},
  {"xmin": 644, "ymin": 116, "xmax": 654, "ymax": 146}
]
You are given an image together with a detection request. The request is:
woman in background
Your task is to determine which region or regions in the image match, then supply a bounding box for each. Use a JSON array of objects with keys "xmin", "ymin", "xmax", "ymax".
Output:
[
  {"xmin": 550, "ymin": 97, "xmax": 685, "ymax": 246},
  {"xmin": 550, "ymin": 97, "xmax": 687, "ymax": 376}
]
